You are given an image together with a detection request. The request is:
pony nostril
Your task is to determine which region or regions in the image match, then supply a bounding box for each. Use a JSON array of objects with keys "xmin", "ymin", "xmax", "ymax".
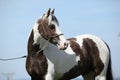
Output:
[
  {"xmin": 64, "ymin": 43, "xmax": 67, "ymax": 46},
  {"xmin": 64, "ymin": 42, "xmax": 68, "ymax": 47}
]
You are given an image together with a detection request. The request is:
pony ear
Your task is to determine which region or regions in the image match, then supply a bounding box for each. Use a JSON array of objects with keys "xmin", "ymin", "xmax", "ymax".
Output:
[
  {"xmin": 46, "ymin": 8, "xmax": 51, "ymax": 17},
  {"xmin": 51, "ymin": 9, "xmax": 55, "ymax": 14}
]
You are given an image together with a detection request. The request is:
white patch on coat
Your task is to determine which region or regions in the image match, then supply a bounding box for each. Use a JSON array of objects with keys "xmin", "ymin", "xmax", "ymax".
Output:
[{"xmin": 33, "ymin": 22, "xmax": 41, "ymax": 45}]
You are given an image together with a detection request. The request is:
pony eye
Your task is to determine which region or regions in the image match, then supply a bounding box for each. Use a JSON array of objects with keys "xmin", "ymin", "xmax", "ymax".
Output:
[{"xmin": 49, "ymin": 24, "xmax": 55, "ymax": 30}]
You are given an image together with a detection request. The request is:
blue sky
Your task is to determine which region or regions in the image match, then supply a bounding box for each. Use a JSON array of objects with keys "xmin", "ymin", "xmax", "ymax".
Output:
[{"xmin": 0, "ymin": 0, "xmax": 120, "ymax": 79}]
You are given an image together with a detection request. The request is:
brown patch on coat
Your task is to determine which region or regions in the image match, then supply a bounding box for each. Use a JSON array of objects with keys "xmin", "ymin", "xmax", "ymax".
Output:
[
  {"xmin": 82, "ymin": 38, "xmax": 104, "ymax": 76},
  {"xmin": 26, "ymin": 52, "xmax": 48, "ymax": 80},
  {"xmin": 67, "ymin": 38, "xmax": 76, "ymax": 42},
  {"xmin": 59, "ymin": 38, "xmax": 104, "ymax": 79},
  {"xmin": 26, "ymin": 30, "xmax": 48, "ymax": 80}
]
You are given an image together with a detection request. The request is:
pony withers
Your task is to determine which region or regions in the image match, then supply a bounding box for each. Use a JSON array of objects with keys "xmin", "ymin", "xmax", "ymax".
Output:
[{"xmin": 26, "ymin": 8, "xmax": 113, "ymax": 80}]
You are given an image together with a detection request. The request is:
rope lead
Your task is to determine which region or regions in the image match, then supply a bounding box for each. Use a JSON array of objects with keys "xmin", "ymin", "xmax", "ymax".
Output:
[{"xmin": 0, "ymin": 55, "xmax": 27, "ymax": 61}]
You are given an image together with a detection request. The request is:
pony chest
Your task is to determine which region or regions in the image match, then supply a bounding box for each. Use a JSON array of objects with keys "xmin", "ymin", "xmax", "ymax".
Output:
[{"xmin": 44, "ymin": 45, "xmax": 79, "ymax": 76}]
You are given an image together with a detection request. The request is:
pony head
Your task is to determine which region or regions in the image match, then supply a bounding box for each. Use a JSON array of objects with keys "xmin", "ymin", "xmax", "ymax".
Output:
[{"xmin": 35, "ymin": 8, "xmax": 68, "ymax": 50}]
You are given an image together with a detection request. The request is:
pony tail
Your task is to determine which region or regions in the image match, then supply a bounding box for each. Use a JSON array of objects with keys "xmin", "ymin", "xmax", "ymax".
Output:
[{"xmin": 106, "ymin": 54, "xmax": 113, "ymax": 80}]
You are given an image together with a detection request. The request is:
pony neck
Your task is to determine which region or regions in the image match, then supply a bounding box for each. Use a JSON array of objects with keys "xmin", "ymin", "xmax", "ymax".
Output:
[{"xmin": 39, "ymin": 37, "xmax": 50, "ymax": 51}]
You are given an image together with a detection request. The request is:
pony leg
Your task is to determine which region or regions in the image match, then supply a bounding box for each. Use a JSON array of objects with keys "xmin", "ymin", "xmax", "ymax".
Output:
[
  {"xmin": 95, "ymin": 54, "xmax": 113, "ymax": 80},
  {"xmin": 45, "ymin": 73, "xmax": 54, "ymax": 80},
  {"xmin": 44, "ymin": 59, "xmax": 55, "ymax": 80},
  {"xmin": 95, "ymin": 76, "xmax": 106, "ymax": 80},
  {"xmin": 96, "ymin": 61, "xmax": 113, "ymax": 80},
  {"xmin": 31, "ymin": 76, "xmax": 45, "ymax": 80},
  {"xmin": 95, "ymin": 64, "xmax": 107, "ymax": 80},
  {"xmin": 83, "ymin": 71, "xmax": 95, "ymax": 80}
]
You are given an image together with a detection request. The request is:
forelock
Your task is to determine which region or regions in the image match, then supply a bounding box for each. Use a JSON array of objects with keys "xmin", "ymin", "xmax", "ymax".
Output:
[{"xmin": 37, "ymin": 18, "xmax": 48, "ymax": 26}]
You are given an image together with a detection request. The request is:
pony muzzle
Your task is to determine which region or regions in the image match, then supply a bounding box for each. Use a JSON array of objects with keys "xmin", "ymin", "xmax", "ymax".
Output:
[{"xmin": 57, "ymin": 41, "xmax": 68, "ymax": 50}]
